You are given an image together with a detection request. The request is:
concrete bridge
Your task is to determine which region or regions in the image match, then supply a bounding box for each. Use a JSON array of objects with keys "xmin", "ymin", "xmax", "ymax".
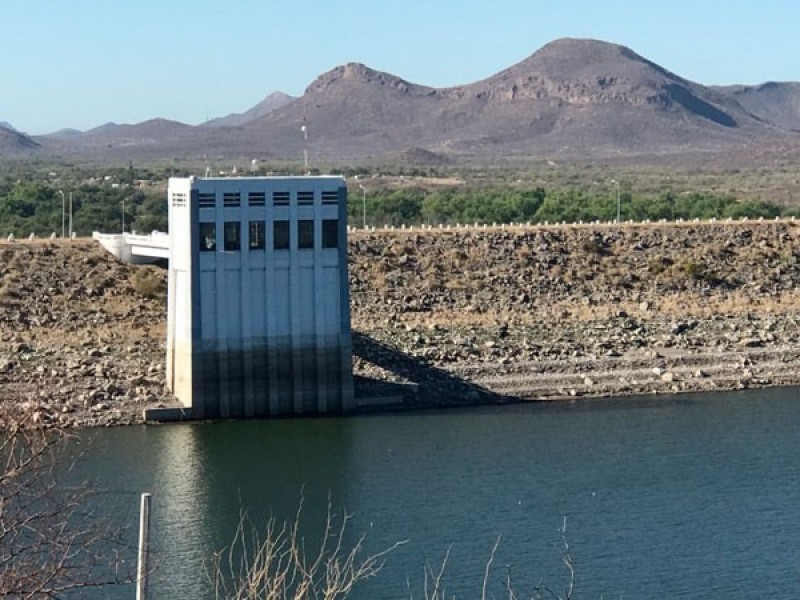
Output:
[{"xmin": 92, "ymin": 231, "xmax": 170, "ymax": 264}]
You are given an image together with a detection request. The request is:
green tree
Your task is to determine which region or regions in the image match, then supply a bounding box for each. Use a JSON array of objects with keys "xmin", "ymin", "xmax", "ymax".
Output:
[
  {"xmin": 0, "ymin": 182, "xmax": 59, "ymax": 236},
  {"xmin": 723, "ymin": 199, "xmax": 780, "ymax": 219},
  {"xmin": 132, "ymin": 191, "xmax": 169, "ymax": 232}
]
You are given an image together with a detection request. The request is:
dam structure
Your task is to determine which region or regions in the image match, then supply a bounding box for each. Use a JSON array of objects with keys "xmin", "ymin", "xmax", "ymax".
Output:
[{"xmin": 166, "ymin": 176, "xmax": 354, "ymax": 418}]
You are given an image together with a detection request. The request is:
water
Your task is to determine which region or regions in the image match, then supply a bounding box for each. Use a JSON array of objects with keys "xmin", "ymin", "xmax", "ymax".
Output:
[{"xmin": 66, "ymin": 388, "xmax": 800, "ymax": 599}]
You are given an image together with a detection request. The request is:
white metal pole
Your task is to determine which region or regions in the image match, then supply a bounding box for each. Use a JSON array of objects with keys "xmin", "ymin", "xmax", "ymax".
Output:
[
  {"xmin": 68, "ymin": 192, "xmax": 73, "ymax": 239},
  {"xmin": 611, "ymin": 180, "xmax": 621, "ymax": 223},
  {"xmin": 122, "ymin": 199, "xmax": 126, "ymax": 233},
  {"xmin": 136, "ymin": 492, "xmax": 152, "ymax": 600},
  {"xmin": 359, "ymin": 185, "xmax": 366, "ymax": 229},
  {"xmin": 58, "ymin": 191, "xmax": 65, "ymax": 239}
]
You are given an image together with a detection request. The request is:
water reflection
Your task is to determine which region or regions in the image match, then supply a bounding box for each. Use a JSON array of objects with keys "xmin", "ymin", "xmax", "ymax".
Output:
[
  {"xmin": 68, "ymin": 388, "xmax": 800, "ymax": 599},
  {"xmin": 76, "ymin": 419, "xmax": 359, "ymax": 598},
  {"xmin": 148, "ymin": 424, "xmax": 209, "ymax": 597}
]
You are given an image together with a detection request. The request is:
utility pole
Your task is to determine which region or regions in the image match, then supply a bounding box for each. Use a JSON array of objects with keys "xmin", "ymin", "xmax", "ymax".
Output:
[
  {"xmin": 68, "ymin": 192, "xmax": 73, "ymax": 238},
  {"xmin": 358, "ymin": 185, "xmax": 366, "ymax": 229},
  {"xmin": 610, "ymin": 179, "xmax": 621, "ymax": 223},
  {"xmin": 301, "ymin": 124, "xmax": 309, "ymax": 174},
  {"xmin": 58, "ymin": 190, "xmax": 65, "ymax": 238}
]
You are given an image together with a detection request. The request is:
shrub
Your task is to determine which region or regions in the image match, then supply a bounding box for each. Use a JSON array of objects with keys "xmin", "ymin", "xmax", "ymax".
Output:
[
  {"xmin": 130, "ymin": 269, "xmax": 164, "ymax": 299},
  {"xmin": 682, "ymin": 260, "xmax": 708, "ymax": 280}
]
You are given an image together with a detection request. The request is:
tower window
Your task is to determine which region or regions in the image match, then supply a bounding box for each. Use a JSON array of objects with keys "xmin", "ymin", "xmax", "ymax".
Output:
[
  {"xmin": 273, "ymin": 220, "xmax": 290, "ymax": 250},
  {"xmin": 224, "ymin": 221, "xmax": 241, "ymax": 251},
  {"xmin": 249, "ymin": 221, "xmax": 266, "ymax": 250},
  {"xmin": 322, "ymin": 219, "xmax": 338, "ymax": 249},
  {"xmin": 298, "ymin": 220, "xmax": 314, "ymax": 249},
  {"xmin": 199, "ymin": 222, "xmax": 216, "ymax": 251}
]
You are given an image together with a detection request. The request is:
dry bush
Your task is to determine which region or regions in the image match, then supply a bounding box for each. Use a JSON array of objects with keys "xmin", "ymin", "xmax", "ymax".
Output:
[
  {"xmin": 681, "ymin": 259, "xmax": 709, "ymax": 281},
  {"xmin": 411, "ymin": 518, "xmax": 575, "ymax": 600},
  {"xmin": 130, "ymin": 269, "xmax": 165, "ymax": 299},
  {"xmin": 209, "ymin": 497, "xmax": 404, "ymax": 600},
  {"xmin": 0, "ymin": 416, "xmax": 130, "ymax": 598},
  {"xmin": 0, "ymin": 281, "xmax": 19, "ymax": 305},
  {"xmin": 211, "ymin": 491, "xmax": 581, "ymax": 600}
]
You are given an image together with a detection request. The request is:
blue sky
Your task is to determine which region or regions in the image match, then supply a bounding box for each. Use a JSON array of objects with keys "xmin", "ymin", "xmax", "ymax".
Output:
[{"xmin": 1, "ymin": 0, "xmax": 797, "ymax": 134}]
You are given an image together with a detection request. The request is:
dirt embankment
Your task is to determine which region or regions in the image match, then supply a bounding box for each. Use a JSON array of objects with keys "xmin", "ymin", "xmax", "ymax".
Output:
[
  {"xmin": 2, "ymin": 220, "xmax": 800, "ymax": 427},
  {"xmin": 350, "ymin": 220, "xmax": 800, "ymax": 403},
  {"xmin": 0, "ymin": 241, "xmax": 168, "ymax": 427}
]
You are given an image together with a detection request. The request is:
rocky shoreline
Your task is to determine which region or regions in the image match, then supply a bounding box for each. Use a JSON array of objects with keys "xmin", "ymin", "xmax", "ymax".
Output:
[
  {"xmin": 349, "ymin": 221, "xmax": 800, "ymax": 406},
  {"xmin": 2, "ymin": 220, "xmax": 800, "ymax": 427}
]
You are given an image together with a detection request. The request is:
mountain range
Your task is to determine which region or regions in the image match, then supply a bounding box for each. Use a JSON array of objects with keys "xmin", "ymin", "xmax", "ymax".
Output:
[{"xmin": 3, "ymin": 38, "xmax": 800, "ymax": 164}]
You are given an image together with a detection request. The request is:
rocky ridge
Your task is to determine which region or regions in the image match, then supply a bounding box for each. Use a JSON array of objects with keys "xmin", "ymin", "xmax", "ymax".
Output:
[{"xmin": 13, "ymin": 38, "xmax": 800, "ymax": 163}]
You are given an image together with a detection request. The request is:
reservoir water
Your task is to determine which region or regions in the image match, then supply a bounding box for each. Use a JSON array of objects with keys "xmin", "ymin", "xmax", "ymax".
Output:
[{"xmin": 69, "ymin": 388, "xmax": 800, "ymax": 599}]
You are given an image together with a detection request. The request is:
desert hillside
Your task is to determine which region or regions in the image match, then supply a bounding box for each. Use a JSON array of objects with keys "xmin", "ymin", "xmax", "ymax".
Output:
[{"xmin": 8, "ymin": 38, "xmax": 799, "ymax": 164}]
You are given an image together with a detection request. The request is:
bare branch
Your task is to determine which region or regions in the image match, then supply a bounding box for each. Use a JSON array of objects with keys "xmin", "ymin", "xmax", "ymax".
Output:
[
  {"xmin": 560, "ymin": 516, "xmax": 574, "ymax": 600},
  {"xmin": 481, "ymin": 535, "xmax": 501, "ymax": 600},
  {"xmin": 1, "ymin": 417, "xmax": 131, "ymax": 598},
  {"xmin": 210, "ymin": 495, "xmax": 404, "ymax": 600}
]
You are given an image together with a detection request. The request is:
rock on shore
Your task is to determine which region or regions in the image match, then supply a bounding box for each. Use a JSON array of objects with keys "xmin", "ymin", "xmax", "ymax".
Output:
[{"xmin": 2, "ymin": 220, "xmax": 799, "ymax": 426}]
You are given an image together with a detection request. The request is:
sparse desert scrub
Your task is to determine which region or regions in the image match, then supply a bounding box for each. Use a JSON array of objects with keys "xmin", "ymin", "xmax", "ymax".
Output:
[{"xmin": 130, "ymin": 268, "xmax": 166, "ymax": 299}]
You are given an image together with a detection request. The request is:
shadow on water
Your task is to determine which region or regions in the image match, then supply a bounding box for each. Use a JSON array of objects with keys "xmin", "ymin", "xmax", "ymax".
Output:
[{"xmin": 351, "ymin": 330, "xmax": 516, "ymax": 408}]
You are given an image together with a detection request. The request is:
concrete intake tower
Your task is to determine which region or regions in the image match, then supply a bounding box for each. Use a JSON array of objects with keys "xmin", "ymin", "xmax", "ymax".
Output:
[{"xmin": 166, "ymin": 176, "xmax": 354, "ymax": 418}]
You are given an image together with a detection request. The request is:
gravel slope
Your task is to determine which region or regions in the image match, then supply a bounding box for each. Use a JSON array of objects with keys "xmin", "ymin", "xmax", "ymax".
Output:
[{"xmin": 2, "ymin": 219, "xmax": 799, "ymax": 426}]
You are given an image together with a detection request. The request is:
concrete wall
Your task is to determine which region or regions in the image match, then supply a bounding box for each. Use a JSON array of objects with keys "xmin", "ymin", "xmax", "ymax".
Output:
[{"xmin": 166, "ymin": 176, "xmax": 353, "ymax": 417}]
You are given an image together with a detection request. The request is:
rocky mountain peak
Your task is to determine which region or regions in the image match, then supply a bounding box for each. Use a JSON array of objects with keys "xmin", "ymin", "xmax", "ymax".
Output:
[
  {"xmin": 305, "ymin": 62, "xmax": 422, "ymax": 96},
  {"xmin": 528, "ymin": 37, "xmax": 659, "ymax": 70},
  {"xmin": 452, "ymin": 36, "xmax": 746, "ymax": 130},
  {"xmin": 479, "ymin": 37, "xmax": 681, "ymax": 103}
]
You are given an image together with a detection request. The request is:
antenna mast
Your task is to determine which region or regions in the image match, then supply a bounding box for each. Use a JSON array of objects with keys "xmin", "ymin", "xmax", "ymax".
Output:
[{"xmin": 302, "ymin": 97, "xmax": 309, "ymax": 174}]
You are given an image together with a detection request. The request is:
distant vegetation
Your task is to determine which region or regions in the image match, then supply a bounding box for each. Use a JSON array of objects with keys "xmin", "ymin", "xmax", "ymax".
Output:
[
  {"xmin": 0, "ymin": 162, "xmax": 169, "ymax": 237},
  {"xmin": 0, "ymin": 180, "xmax": 167, "ymax": 237},
  {"xmin": 0, "ymin": 161, "xmax": 795, "ymax": 237},
  {"xmin": 349, "ymin": 187, "xmax": 789, "ymax": 228}
]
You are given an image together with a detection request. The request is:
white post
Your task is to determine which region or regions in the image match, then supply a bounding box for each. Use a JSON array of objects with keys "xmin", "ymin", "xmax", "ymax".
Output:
[
  {"xmin": 68, "ymin": 192, "xmax": 73, "ymax": 239},
  {"xmin": 136, "ymin": 492, "xmax": 152, "ymax": 600},
  {"xmin": 58, "ymin": 190, "xmax": 65, "ymax": 239},
  {"xmin": 359, "ymin": 184, "xmax": 366, "ymax": 229},
  {"xmin": 611, "ymin": 179, "xmax": 621, "ymax": 223}
]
